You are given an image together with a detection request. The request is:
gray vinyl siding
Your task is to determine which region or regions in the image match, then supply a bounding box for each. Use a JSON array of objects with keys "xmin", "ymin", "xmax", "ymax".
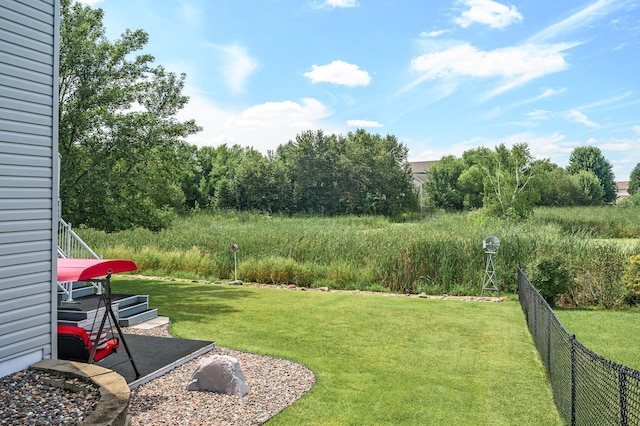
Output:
[{"xmin": 0, "ymin": 0, "xmax": 59, "ymax": 376}]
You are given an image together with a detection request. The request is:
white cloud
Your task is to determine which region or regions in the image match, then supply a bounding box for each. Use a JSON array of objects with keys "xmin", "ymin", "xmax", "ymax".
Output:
[
  {"xmin": 633, "ymin": 125, "xmax": 640, "ymax": 135},
  {"xmin": 511, "ymin": 87, "xmax": 566, "ymax": 107},
  {"xmin": 505, "ymin": 132, "xmax": 575, "ymax": 159},
  {"xmin": 313, "ymin": 0, "xmax": 359, "ymax": 9},
  {"xmin": 566, "ymin": 110, "xmax": 599, "ymax": 128},
  {"xmin": 600, "ymin": 141, "xmax": 634, "ymax": 151},
  {"xmin": 537, "ymin": 87, "xmax": 567, "ymax": 100},
  {"xmin": 526, "ymin": 110, "xmax": 551, "ymax": 120},
  {"xmin": 76, "ymin": 0, "xmax": 103, "ymax": 4},
  {"xmin": 420, "ymin": 29, "xmax": 451, "ymax": 38},
  {"xmin": 612, "ymin": 42, "xmax": 628, "ymax": 51},
  {"xmin": 409, "ymin": 42, "xmax": 573, "ymax": 97},
  {"xmin": 576, "ymin": 91, "xmax": 633, "ymax": 111},
  {"xmin": 484, "ymin": 88, "xmax": 566, "ymax": 119},
  {"xmin": 528, "ymin": 0, "xmax": 631, "ymax": 43},
  {"xmin": 304, "ymin": 60, "xmax": 372, "ymax": 87},
  {"xmin": 408, "ymin": 131, "xmax": 580, "ymax": 167},
  {"xmin": 209, "ymin": 43, "xmax": 259, "ymax": 95},
  {"xmin": 347, "ymin": 119, "xmax": 383, "ymax": 128},
  {"xmin": 179, "ymin": 1, "xmax": 202, "ymax": 27},
  {"xmin": 585, "ymin": 136, "xmax": 639, "ymax": 180},
  {"xmin": 455, "ymin": 0, "xmax": 523, "ymax": 29},
  {"xmin": 177, "ymin": 90, "xmax": 333, "ymax": 152}
]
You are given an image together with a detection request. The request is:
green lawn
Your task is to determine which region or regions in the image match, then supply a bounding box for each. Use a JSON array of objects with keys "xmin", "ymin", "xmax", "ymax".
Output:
[
  {"xmin": 555, "ymin": 308, "xmax": 640, "ymax": 371},
  {"xmin": 113, "ymin": 278, "xmax": 561, "ymax": 425}
]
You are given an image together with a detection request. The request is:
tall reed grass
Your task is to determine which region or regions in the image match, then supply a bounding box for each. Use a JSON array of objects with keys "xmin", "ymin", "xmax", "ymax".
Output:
[{"xmin": 79, "ymin": 207, "xmax": 640, "ymax": 299}]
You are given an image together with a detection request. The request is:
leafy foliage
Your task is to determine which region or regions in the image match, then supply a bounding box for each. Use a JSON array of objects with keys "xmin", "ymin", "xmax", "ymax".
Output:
[
  {"xmin": 618, "ymin": 193, "xmax": 640, "ymax": 209},
  {"xmin": 572, "ymin": 170, "xmax": 605, "ymax": 205},
  {"xmin": 59, "ymin": 0, "xmax": 199, "ymax": 231},
  {"xmin": 530, "ymin": 161, "xmax": 587, "ymax": 206},
  {"xmin": 623, "ymin": 254, "xmax": 640, "ymax": 304},
  {"xmin": 480, "ymin": 143, "xmax": 539, "ymax": 220},
  {"xmin": 571, "ymin": 244, "xmax": 627, "ymax": 309},
  {"xmin": 531, "ymin": 257, "xmax": 571, "ymax": 306},
  {"xmin": 423, "ymin": 144, "xmax": 543, "ymax": 219},
  {"xmin": 629, "ymin": 163, "xmax": 640, "ymax": 196},
  {"xmin": 566, "ymin": 146, "xmax": 617, "ymax": 204},
  {"xmin": 423, "ymin": 155, "xmax": 465, "ymax": 210},
  {"xmin": 185, "ymin": 130, "xmax": 418, "ymax": 216}
]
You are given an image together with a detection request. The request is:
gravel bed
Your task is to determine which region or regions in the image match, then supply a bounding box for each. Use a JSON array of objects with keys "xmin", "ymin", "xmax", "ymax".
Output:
[
  {"xmin": 124, "ymin": 323, "xmax": 316, "ymax": 426},
  {"xmin": 0, "ymin": 369, "xmax": 100, "ymax": 425},
  {"xmin": 0, "ymin": 322, "xmax": 314, "ymax": 425}
]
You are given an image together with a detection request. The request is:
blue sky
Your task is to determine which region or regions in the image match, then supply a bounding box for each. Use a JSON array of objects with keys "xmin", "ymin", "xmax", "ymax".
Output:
[{"xmin": 80, "ymin": 0, "xmax": 640, "ymax": 180}]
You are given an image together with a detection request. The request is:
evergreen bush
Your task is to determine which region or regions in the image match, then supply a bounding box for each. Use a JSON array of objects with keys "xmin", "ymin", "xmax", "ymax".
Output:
[{"xmin": 531, "ymin": 257, "xmax": 571, "ymax": 306}]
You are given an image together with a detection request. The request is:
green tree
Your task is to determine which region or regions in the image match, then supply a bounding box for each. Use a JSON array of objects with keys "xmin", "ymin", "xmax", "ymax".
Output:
[
  {"xmin": 423, "ymin": 155, "xmax": 465, "ymax": 210},
  {"xmin": 232, "ymin": 150, "xmax": 292, "ymax": 213},
  {"xmin": 530, "ymin": 160, "xmax": 586, "ymax": 206},
  {"xmin": 458, "ymin": 147, "xmax": 495, "ymax": 210},
  {"xmin": 480, "ymin": 143, "xmax": 538, "ymax": 220},
  {"xmin": 276, "ymin": 129, "xmax": 417, "ymax": 216},
  {"xmin": 628, "ymin": 162, "xmax": 640, "ymax": 195},
  {"xmin": 457, "ymin": 166, "xmax": 484, "ymax": 209},
  {"xmin": 183, "ymin": 144, "xmax": 247, "ymax": 210},
  {"xmin": 180, "ymin": 145, "xmax": 208, "ymax": 210},
  {"xmin": 343, "ymin": 130, "xmax": 417, "ymax": 216},
  {"xmin": 59, "ymin": 0, "xmax": 199, "ymax": 231},
  {"xmin": 566, "ymin": 146, "xmax": 616, "ymax": 204},
  {"xmin": 279, "ymin": 130, "xmax": 345, "ymax": 214},
  {"xmin": 572, "ymin": 170, "xmax": 605, "ymax": 205}
]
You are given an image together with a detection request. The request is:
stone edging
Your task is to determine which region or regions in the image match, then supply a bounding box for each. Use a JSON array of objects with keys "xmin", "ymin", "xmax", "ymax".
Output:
[
  {"xmin": 122, "ymin": 274, "xmax": 507, "ymax": 302},
  {"xmin": 30, "ymin": 359, "xmax": 130, "ymax": 426}
]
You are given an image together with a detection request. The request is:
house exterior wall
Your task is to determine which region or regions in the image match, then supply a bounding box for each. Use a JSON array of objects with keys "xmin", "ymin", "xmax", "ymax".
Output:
[
  {"xmin": 0, "ymin": 0, "xmax": 59, "ymax": 377},
  {"xmin": 616, "ymin": 181, "xmax": 630, "ymax": 204}
]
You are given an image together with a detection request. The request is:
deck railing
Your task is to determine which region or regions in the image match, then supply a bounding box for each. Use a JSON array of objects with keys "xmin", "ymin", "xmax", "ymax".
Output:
[
  {"xmin": 57, "ymin": 217, "xmax": 100, "ymax": 260},
  {"xmin": 57, "ymin": 217, "xmax": 102, "ymax": 300}
]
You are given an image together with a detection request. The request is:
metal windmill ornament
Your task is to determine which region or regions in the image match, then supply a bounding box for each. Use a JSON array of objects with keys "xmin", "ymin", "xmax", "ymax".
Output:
[{"xmin": 481, "ymin": 236, "xmax": 500, "ymax": 296}]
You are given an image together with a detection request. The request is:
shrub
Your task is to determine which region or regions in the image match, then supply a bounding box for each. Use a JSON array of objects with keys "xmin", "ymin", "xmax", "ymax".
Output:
[
  {"xmin": 531, "ymin": 257, "xmax": 571, "ymax": 306},
  {"xmin": 618, "ymin": 193, "xmax": 640, "ymax": 208},
  {"xmin": 571, "ymin": 244, "xmax": 627, "ymax": 309},
  {"xmin": 623, "ymin": 254, "xmax": 640, "ymax": 305}
]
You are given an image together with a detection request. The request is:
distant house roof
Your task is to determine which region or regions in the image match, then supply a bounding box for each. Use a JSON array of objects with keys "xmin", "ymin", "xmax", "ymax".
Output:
[
  {"xmin": 409, "ymin": 161, "xmax": 438, "ymax": 184},
  {"xmin": 616, "ymin": 181, "xmax": 629, "ymax": 191},
  {"xmin": 616, "ymin": 181, "xmax": 630, "ymax": 204}
]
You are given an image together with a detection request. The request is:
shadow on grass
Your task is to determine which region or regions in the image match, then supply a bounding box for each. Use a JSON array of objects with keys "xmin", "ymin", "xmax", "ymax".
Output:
[{"xmin": 112, "ymin": 278, "xmax": 258, "ymax": 320}]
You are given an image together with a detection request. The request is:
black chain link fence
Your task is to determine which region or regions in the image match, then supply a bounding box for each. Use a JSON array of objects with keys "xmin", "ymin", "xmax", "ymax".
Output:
[{"xmin": 518, "ymin": 267, "xmax": 640, "ymax": 425}]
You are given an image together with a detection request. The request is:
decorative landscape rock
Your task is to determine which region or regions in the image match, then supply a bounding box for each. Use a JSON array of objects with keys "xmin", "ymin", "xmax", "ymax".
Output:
[{"xmin": 186, "ymin": 355, "xmax": 250, "ymax": 396}]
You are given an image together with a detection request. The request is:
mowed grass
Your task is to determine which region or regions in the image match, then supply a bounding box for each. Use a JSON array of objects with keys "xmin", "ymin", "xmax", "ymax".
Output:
[
  {"xmin": 555, "ymin": 308, "xmax": 640, "ymax": 371},
  {"xmin": 113, "ymin": 278, "xmax": 562, "ymax": 425}
]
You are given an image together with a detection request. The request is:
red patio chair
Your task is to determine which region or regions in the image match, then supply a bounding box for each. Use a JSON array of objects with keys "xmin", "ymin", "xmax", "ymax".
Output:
[{"xmin": 57, "ymin": 324, "xmax": 119, "ymax": 363}]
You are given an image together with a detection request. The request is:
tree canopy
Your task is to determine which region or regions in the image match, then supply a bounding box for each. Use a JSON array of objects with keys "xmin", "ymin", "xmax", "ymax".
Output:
[
  {"xmin": 629, "ymin": 163, "xmax": 640, "ymax": 196},
  {"xmin": 423, "ymin": 144, "xmax": 539, "ymax": 220},
  {"xmin": 186, "ymin": 130, "xmax": 418, "ymax": 217},
  {"xmin": 420, "ymin": 143, "xmax": 627, "ymax": 218},
  {"xmin": 59, "ymin": 0, "xmax": 199, "ymax": 231},
  {"xmin": 566, "ymin": 146, "xmax": 617, "ymax": 204}
]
